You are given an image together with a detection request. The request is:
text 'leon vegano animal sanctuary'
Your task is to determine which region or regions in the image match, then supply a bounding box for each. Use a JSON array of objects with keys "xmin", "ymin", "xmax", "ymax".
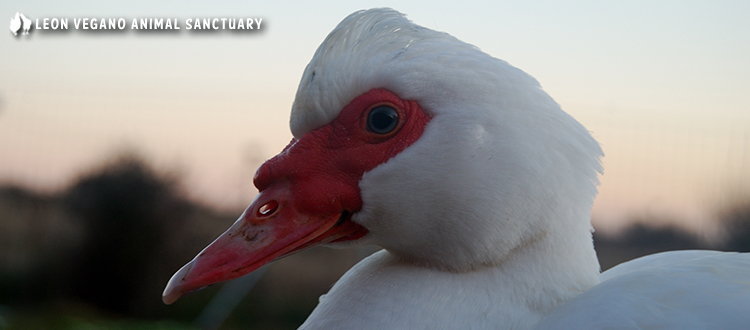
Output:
[{"xmin": 27, "ymin": 16, "xmax": 263, "ymax": 31}]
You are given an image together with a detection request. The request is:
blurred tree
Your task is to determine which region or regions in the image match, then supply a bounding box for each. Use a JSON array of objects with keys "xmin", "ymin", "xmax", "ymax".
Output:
[
  {"xmin": 593, "ymin": 222, "xmax": 707, "ymax": 271},
  {"xmin": 0, "ymin": 185, "xmax": 82, "ymax": 305},
  {"xmin": 63, "ymin": 154, "xmax": 190, "ymax": 315},
  {"xmin": 720, "ymin": 200, "xmax": 750, "ymax": 252}
]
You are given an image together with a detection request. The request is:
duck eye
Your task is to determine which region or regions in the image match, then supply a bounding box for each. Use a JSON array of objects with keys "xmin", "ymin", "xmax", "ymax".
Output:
[{"xmin": 366, "ymin": 105, "xmax": 399, "ymax": 135}]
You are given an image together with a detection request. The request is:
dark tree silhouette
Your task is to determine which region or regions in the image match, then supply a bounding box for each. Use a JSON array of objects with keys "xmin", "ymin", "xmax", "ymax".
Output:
[
  {"xmin": 593, "ymin": 223, "xmax": 707, "ymax": 271},
  {"xmin": 63, "ymin": 155, "xmax": 189, "ymax": 314},
  {"xmin": 720, "ymin": 201, "xmax": 750, "ymax": 252}
]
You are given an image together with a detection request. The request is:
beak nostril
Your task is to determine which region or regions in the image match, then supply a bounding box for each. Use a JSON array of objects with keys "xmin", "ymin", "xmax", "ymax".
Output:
[{"xmin": 257, "ymin": 200, "xmax": 279, "ymax": 218}]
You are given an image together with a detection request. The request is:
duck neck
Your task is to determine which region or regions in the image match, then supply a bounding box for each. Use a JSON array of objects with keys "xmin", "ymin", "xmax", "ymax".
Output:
[
  {"xmin": 492, "ymin": 225, "xmax": 601, "ymax": 320},
  {"xmin": 301, "ymin": 226, "xmax": 601, "ymax": 330}
]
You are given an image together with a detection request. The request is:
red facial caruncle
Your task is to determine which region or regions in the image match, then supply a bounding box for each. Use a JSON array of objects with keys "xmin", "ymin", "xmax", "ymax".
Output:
[{"xmin": 162, "ymin": 88, "xmax": 431, "ymax": 304}]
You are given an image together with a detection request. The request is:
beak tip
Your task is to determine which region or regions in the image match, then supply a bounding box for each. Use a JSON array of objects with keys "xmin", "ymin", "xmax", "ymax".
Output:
[
  {"xmin": 162, "ymin": 260, "xmax": 194, "ymax": 305},
  {"xmin": 162, "ymin": 289, "xmax": 180, "ymax": 305},
  {"xmin": 162, "ymin": 282, "xmax": 182, "ymax": 305}
]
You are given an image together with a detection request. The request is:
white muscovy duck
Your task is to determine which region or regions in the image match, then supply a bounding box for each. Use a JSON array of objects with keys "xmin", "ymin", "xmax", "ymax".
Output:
[{"xmin": 163, "ymin": 8, "xmax": 750, "ymax": 329}]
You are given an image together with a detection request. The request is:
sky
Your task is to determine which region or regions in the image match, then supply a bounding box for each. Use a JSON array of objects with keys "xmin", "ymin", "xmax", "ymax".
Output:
[{"xmin": 1, "ymin": 0, "xmax": 749, "ymax": 236}]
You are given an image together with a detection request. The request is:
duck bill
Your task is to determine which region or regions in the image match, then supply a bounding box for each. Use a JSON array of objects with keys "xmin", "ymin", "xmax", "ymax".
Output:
[{"xmin": 162, "ymin": 182, "xmax": 366, "ymax": 305}]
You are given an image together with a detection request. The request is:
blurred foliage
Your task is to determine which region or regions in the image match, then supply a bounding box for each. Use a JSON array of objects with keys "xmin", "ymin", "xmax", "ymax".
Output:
[
  {"xmin": 64, "ymin": 155, "xmax": 189, "ymax": 314},
  {"xmin": 719, "ymin": 199, "xmax": 750, "ymax": 252},
  {"xmin": 594, "ymin": 202, "xmax": 750, "ymax": 271},
  {"xmin": 593, "ymin": 223, "xmax": 706, "ymax": 271},
  {"xmin": 0, "ymin": 154, "xmax": 231, "ymax": 327},
  {"xmin": 0, "ymin": 154, "xmax": 748, "ymax": 329}
]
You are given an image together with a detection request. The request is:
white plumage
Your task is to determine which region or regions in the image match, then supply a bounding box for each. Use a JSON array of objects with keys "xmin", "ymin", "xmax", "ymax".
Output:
[
  {"xmin": 165, "ymin": 8, "xmax": 750, "ymax": 329},
  {"xmin": 294, "ymin": 9, "xmax": 750, "ymax": 329},
  {"xmin": 536, "ymin": 251, "xmax": 750, "ymax": 329}
]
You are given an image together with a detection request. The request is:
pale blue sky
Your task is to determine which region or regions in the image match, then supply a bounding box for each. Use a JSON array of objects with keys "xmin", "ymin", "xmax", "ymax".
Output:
[{"xmin": 2, "ymin": 1, "xmax": 749, "ymax": 235}]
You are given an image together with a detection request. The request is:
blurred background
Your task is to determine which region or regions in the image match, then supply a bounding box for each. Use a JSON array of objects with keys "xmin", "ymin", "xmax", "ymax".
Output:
[{"xmin": 1, "ymin": 1, "xmax": 749, "ymax": 329}]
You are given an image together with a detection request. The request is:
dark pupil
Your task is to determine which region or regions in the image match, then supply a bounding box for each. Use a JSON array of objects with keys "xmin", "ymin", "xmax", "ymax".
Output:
[{"xmin": 367, "ymin": 106, "xmax": 399, "ymax": 134}]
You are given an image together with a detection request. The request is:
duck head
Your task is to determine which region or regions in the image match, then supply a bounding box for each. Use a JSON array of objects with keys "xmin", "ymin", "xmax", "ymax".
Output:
[{"xmin": 163, "ymin": 8, "xmax": 603, "ymax": 304}]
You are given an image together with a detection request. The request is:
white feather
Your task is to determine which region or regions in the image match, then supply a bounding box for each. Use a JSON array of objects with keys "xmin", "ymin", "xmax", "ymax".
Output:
[
  {"xmin": 287, "ymin": 8, "xmax": 750, "ymax": 330},
  {"xmin": 535, "ymin": 251, "xmax": 750, "ymax": 329}
]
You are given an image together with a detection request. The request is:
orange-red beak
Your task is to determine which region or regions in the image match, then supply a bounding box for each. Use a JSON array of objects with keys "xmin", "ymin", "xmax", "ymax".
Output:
[{"xmin": 162, "ymin": 179, "xmax": 366, "ymax": 304}]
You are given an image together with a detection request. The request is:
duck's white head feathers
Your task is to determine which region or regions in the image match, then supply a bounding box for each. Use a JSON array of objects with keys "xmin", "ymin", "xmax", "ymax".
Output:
[{"xmin": 293, "ymin": 8, "xmax": 603, "ymax": 273}]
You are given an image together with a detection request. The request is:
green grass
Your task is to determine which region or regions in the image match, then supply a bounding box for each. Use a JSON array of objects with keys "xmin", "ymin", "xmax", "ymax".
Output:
[{"xmin": 0, "ymin": 302, "xmax": 197, "ymax": 330}]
